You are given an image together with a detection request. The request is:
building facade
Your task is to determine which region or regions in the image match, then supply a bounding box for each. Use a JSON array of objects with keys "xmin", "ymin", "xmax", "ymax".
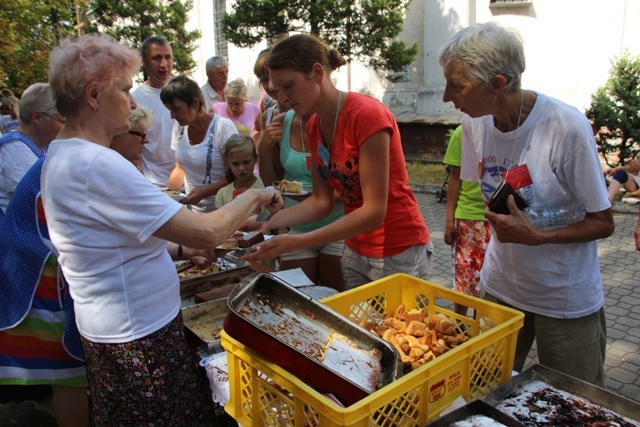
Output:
[{"xmin": 186, "ymin": 0, "xmax": 640, "ymax": 153}]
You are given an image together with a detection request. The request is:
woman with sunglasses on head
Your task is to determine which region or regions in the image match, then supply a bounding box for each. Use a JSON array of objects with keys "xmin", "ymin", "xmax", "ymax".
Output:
[
  {"xmin": 162, "ymin": 75, "xmax": 238, "ymax": 213},
  {"xmin": 0, "ymin": 83, "xmax": 64, "ymax": 217}
]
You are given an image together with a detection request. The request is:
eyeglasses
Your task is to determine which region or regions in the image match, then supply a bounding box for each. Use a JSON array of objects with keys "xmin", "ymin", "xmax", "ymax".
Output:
[
  {"xmin": 128, "ymin": 130, "xmax": 147, "ymax": 141},
  {"xmin": 41, "ymin": 112, "xmax": 66, "ymax": 125}
]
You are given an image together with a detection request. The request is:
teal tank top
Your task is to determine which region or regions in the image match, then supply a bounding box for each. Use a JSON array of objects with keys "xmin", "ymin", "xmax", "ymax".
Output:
[{"xmin": 280, "ymin": 110, "xmax": 344, "ymax": 232}]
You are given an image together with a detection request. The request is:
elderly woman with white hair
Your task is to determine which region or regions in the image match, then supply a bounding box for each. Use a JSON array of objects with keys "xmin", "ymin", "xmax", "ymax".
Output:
[
  {"xmin": 41, "ymin": 34, "xmax": 283, "ymax": 425},
  {"xmin": 109, "ymin": 105, "xmax": 153, "ymax": 168},
  {"xmin": 0, "ymin": 83, "xmax": 65, "ymax": 215},
  {"xmin": 438, "ymin": 22, "xmax": 614, "ymax": 386},
  {"xmin": 214, "ymin": 77, "xmax": 262, "ymax": 143}
]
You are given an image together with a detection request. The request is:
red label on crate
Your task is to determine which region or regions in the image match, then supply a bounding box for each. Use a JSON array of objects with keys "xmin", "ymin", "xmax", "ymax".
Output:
[
  {"xmin": 447, "ymin": 371, "xmax": 462, "ymax": 390},
  {"xmin": 429, "ymin": 379, "xmax": 446, "ymax": 403}
]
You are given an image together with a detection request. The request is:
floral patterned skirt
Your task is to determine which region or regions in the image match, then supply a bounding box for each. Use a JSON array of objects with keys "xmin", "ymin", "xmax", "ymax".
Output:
[
  {"xmin": 452, "ymin": 219, "xmax": 491, "ymax": 297},
  {"xmin": 81, "ymin": 313, "xmax": 215, "ymax": 426}
]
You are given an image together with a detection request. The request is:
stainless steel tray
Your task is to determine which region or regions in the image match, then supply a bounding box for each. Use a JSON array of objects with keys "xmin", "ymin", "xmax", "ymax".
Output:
[
  {"xmin": 182, "ymin": 297, "xmax": 229, "ymax": 353},
  {"xmin": 178, "ymin": 255, "xmax": 250, "ymax": 286},
  {"xmin": 483, "ymin": 364, "xmax": 640, "ymax": 423},
  {"xmin": 425, "ymin": 400, "xmax": 525, "ymax": 427},
  {"xmin": 223, "ymin": 272, "xmax": 403, "ymax": 406}
]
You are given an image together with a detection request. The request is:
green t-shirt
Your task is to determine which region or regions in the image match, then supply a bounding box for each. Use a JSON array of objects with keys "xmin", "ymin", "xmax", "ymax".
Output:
[{"xmin": 443, "ymin": 126, "xmax": 487, "ymax": 220}]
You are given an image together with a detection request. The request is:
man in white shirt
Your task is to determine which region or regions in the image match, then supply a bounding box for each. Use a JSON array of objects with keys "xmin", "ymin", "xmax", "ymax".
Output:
[
  {"xmin": 131, "ymin": 36, "xmax": 176, "ymax": 188},
  {"xmin": 200, "ymin": 56, "xmax": 229, "ymax": 112}
]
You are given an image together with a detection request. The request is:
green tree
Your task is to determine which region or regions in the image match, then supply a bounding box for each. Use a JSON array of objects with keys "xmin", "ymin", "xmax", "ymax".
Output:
[
  {"xmin": 586, "ymin": 51, "xmax": 640, "ymax": 167},
  {"xmin": 0, "ymin": 0, "xmax": 78, "ymax": 95},
  {"xmin": 222, "ymin": 0, "xmax": 418, "ymax": 82},
  {"xmin": 88, "ymin": 0, "xmax": 200, "ymax": 78}
]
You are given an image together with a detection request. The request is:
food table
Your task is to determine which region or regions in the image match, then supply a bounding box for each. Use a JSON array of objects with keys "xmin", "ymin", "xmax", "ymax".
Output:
[
  {"xmin": 181, "ymin": 269, "xmax": 640, "ymax": 426},
  {"xmin": 179, "ymin": 260, "xmax": 339, "ymax": 426}
]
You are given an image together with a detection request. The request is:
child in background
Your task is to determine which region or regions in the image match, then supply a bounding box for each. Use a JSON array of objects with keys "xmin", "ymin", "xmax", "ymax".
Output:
[
  {"xmin": 215, "ymin": 134, "xmax": 265, "ymax": 211},
  {"xmin": 443, "ymin": 125, "xmax": 491, "ymax": 316}
]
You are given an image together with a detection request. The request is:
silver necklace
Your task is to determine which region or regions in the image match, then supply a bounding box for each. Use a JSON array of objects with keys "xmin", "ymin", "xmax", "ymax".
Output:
[
  {"xmin": 322, "ymin": 90, "xmax": 343, "ymax": 148},
  {"xmin": 492, "ymin": 89, "xmax": 525, "ymax": 183},
  {"xmin": 298, "ymin": 115, "xmax": 307, "ymax": 153}
]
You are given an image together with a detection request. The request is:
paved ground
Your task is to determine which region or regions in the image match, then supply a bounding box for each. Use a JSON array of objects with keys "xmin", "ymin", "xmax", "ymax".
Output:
[
  {"xmin": 3, "ymin": 185, "xmax": 638, "ymax": 425},
  {"xmin": 412, "ymin": 183, "xmax": 640, "ymax": 404}
]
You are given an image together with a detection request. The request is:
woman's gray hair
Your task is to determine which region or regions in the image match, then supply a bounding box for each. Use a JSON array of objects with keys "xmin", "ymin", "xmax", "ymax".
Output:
[
  {"xmin": 18, "ymin": 83, "xmax": 59, "ymax": 125},
  {"xmin": 206, "ymin": 56, "xmax": 229, "ymax": 72},
  {"xmin": 129, "ymin": 106, "xmax": 154, "ymax": 132},
  {"xmin": 438, "ymin": 22, "xmax": 526, "ymax": 93},
  {"xmin": 48, "ymin": 34, "xmax": 140, "ymax": 118}
]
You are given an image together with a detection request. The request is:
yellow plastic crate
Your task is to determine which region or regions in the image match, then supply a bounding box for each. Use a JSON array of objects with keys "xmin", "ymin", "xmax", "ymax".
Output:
[{"xmin": 221, "ymin": 273, "xmax": 524, "ymax": 426}]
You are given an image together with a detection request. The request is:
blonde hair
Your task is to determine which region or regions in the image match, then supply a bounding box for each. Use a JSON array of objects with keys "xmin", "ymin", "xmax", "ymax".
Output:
[
  {"xmin": 129, "ymin": 106, "xmax": 154, "ymax": 132},
  {"xmin": 224, "ymin": 78, "xmax": 248, "ymax": 101},
  {"xmin": 223, "ymin": 134, "xmax": 257, "ymax": 182}
]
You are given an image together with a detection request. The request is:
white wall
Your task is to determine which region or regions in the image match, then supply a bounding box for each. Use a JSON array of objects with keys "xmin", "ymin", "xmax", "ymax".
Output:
[
  {"xmin": 187, "ymin": 0, "xmax": 267, "ymax": 103},
  {"xmin": 186, "ymin": 0, "xmax": 640, "ymax": 116}
]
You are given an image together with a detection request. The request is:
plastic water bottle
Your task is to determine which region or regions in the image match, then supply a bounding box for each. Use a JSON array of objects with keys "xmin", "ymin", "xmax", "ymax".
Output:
[{"xmin": 524, "ymin": 205, "xmax": 586, "ymax": 229}]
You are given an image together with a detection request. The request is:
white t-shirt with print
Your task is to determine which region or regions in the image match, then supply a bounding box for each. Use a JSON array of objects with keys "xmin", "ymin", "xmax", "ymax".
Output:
[
  {"xmin": 132, "ymin": 83, "xmax": 176, "ymax": 188},
  {"xmin": 461, "ymin": 92, "xmax": 610, "ymax": 319},
  {"xmin": 171, "ymin": 115, "xmax": 237, "ymax": 213},
  {"xmin": 41, "ymin": 138, "xmax": 184, "ymax": 343}
]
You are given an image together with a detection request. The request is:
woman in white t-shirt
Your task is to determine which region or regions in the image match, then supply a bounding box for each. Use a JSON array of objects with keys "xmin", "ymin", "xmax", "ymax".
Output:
[
  {"xmin": 438, "ymin": 22, "xmax": 614, "ymax": 387},
  {"xmin": 42, "ymin": 34, "xmax": 283, "ymax": 425},
  {"xmin": 162, "ymin": 75, "xmax": 238, "ymax": 213}
]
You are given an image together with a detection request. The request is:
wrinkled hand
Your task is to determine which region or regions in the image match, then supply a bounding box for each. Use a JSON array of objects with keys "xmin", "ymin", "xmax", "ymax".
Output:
[
  {"xmin": 484, "ymin": 195, "xmax": 542, "ymax": 246},
  {"xmin": 181, "ymin": 187, "xmax": 209, "ymax": 206},
  {"xmin": 239, "ymin": 233, "xmax": 299, "ymax": 261},
  {"xmin": 261, "ymin": 189, "xmax": 284, "ymax": 215},
  {"xmin": 242, "ymin": 214, "xmax": 273, "ymax": 234}
]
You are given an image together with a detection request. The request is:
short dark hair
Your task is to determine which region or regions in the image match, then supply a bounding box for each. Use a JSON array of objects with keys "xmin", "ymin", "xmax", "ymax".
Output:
[
  {"xmin": 141, "ymin": 36, "xmax": 170, "ymax": 60},
  {"xmin": 160, "ymin": 75, "xmax": 206, "ymax": 112}
]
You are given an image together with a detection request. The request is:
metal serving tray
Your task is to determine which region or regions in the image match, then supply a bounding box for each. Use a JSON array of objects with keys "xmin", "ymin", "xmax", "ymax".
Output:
[
  {"xmin": 483, "ymin": 364, "xmax": 640, "ymax": 423},
  {"xmin": 182, "ymin": 297, "xmax": 229, "ymax": 354},
  {"xmin": 425, "ymin": 400, "xmax": 525, "ymax": 427},
  {"xmin": 223, "ymin": 272, "xmax": 403, "ymax": 407},
  {"xmin": 178, "ymin": 255, "xmax": 250, "ymax": 286}
]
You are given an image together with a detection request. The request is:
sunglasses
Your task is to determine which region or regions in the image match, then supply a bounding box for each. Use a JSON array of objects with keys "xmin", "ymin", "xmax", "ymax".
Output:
[
  {"xmin": 128, "ymin": 130, "xmax": 147, "ymax": 141},
  {"xmin": 41, "ymin": 112, "xmax": 66, "ymax": 125}
]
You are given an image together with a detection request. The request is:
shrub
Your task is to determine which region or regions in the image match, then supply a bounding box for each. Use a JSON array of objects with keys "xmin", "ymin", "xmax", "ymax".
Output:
[{"xmin": 586, "ymin": 51, "xmax": 640, "ymax": 167}]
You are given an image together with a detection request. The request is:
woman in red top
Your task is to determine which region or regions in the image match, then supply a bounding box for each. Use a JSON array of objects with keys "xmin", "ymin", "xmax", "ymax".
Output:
[{"xmin": 243, "ymin": 34, "xmax": 432, "ymax": 289}]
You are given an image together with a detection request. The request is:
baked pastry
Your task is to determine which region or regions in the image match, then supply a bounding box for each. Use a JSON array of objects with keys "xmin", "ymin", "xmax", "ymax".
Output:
[{"xmin": 279, "ymin": 179, "xmax": 303, "ymax": 194}]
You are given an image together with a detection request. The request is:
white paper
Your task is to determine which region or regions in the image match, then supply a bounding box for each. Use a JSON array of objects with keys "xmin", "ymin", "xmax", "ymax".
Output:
[
  {"xmin": 271, "ymin": 268, "xmax": 314, "ymax": 288},
  {"xmin": 438, "ymin": 395, "xmax": 468, "ymax": 417}
]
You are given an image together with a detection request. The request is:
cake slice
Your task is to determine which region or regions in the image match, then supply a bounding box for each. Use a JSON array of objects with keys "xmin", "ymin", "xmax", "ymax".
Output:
[{"xmin": 279, "ymin": 179, "xmax": 303, "ymax": 194}]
